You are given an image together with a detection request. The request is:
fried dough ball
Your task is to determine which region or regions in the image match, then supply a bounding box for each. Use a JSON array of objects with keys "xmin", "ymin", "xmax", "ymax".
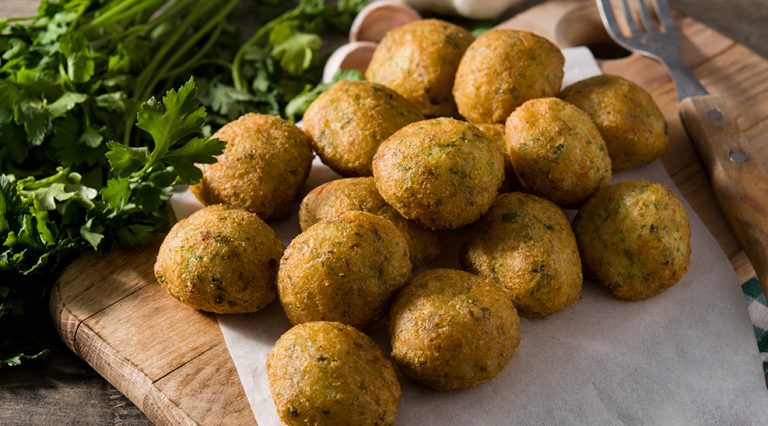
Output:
[
  {"xmin": 453, "ymin": 29, "xmax": 564, "ymax": 124},
  {"xmin": 303, "ymin": 80, "xmax": 423, "ymax": 177},
  {"xmin": 267, "ymin": 321, "xmax": 400, "ymax": 426},
  {"xmin": 390, "ymin": 269, "xmax": 520, "ymax": 390},
  {"xmin": 461, "ymin": 192, "xmax": 582, "ymax": 317},
  {"xmin": 192, "ymin": 113, "xmax": 313, "ymax": 219},
  {"xmin": 505, "ymin": 97, "xmax": 611, "ymax": 207},
  {"xmin": 278, "ymin": 211, "xmax": 411, "ymax": 328},
  {"xmin": 475, "ymin": 123, "xmax": 518, "ymax": 192},
  {"xmin": 365, "ymin": 19, "xmax": 474, "ymax": 117},
  {"xmin": 560, "ymin": 74, "xmax": 669, "ymax": 171},
  {"xmin": 573, "ymin": 180, "xmax": 691, "ymax": 300},
  {"xmin": 154, "ymin": 205, "xmax": 284, "ymax": 313},
  {"xmin": 373, "ymin": 118, "xmax": 504, "ymax": 230},
  {"xmin": 299, "ymin": 177, "xmax": 439, "ymax": 265}
]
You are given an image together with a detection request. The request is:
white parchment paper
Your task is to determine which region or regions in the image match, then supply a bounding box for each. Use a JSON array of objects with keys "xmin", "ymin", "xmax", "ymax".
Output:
[{"xmin": 171, "ymin": 48, "xmax": 768, "ymax": 425}]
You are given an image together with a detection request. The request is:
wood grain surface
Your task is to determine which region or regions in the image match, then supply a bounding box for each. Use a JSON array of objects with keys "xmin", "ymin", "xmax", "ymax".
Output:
[
  {"xmin": 679, "ymin": 94, "xmax": 768, "ymax": 292},
  {"xmin": 2, "ymin": 0, "xmax": 768, "ymax": 425},
  {"xmin": 50, "ymin": 240, "xmax": 256, "ymax": 425}
]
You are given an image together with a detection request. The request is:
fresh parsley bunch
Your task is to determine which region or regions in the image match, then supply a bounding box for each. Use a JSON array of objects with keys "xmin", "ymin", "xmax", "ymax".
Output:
[
  {"xmin": 0, "ymin": 0, "xmax": 235, "ymax": 366},
  {"xmin": 0, "ymin": 79, "xmax": 224, "ymax": 366},
  {"xmin": 0, "ymin": 0, "xmax": 237, "ymax": 178}
]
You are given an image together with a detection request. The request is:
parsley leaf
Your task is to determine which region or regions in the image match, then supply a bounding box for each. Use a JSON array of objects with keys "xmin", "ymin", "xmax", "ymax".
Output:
[
  {"xmin": 136, "ymin": 79, "xmax": 209, "ymax": 163},
  {"xmin": 269, "ymin": 23, "xmax": 322, "ymax": 75},
  {"xmin": 165, "ymin": 136, "xmax": 226, "ymax": 183},
  {"xmin": 219, "ymin": 0, "xmax": 366, "ymax": 123},
  {"xmin": 0, "ymin": 346, "xmax": 49, "ymax": 368},
  {"xmin": 47, "ymin": 92, "xmax": 88, "ymax": 117},
  {"xmin": 104, "ymin": 142, "xmax": 149, "ymax": 177},
  {"xmin": 1, "ymin": 80, "xmax": 223, "ymax": 359},
  {"xmin": 284, "ymin": 69, "xmax": 363, "ymax": 121}
]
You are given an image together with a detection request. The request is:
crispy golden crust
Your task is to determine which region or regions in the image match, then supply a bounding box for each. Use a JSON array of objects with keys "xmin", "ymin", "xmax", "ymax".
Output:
[
  {"xmin": 573, "ymin": 180, "xmax": 691, "ymax": 300},
  {"xmin": 389, "ymin": 269, "xmax": 520, "ymax": 390},
  {"xmin": 365, "ymin": 19, "xmax": 473, "ymax": 117},
  {"xmin": 267, "ymin": 321, "xmax": 400, "ymax": 426},
  {"xmin": 475, "ymin": 123, "xmax": 519, "ymax": 192},
  {"xmin": 192, "ymin": 113, "xmax": 313, "ymax": 219},
  {"xmin": 460, "ymin": 192, "xmax": 582, "ymax": 317},
  {"xmin": 303, "ymin": 80, "xmax": 423, "ymax": 177},
  {"xmin": 453, "ymin": 29, "xmax": 564, "ymax": 124},
  {"xmin": 154, "ymin": 205, "xmax": 284, "ymax": 313},
  {"xmin": 299, "ymin": 177, "xmax": 439, "ymax": 265},
  {"xmin": 560, "ymin": 74, "xmax": 669, "ymax": 171},
  {"xmin": 278, "ymin": 211, "xmax": 412, "ymax": 328},
  {"xmin": 372, "ymin": 118, "xmax": 504, "ymax": 230},
  {"xmin": 504, "ymin": 97, "xmax": 612, "ymax": 207}
]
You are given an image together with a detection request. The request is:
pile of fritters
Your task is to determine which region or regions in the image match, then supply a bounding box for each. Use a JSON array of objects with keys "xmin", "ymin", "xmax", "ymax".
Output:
[{"xmin": 153, "ymin": 19, "xmax": 690, "ymax": 425}]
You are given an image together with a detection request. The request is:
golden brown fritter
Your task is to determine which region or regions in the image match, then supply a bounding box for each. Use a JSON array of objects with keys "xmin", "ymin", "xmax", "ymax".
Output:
[
  {"xmin": 303, "ymin": 80, "xmax": 423, "ymax": 177},
  {"xmin": 389, "ymin": 269, "xmax": 520, "ymax": 390},
  {"xmin": 560, "ymin": 74, "xmax": 669, "ymax": 171},
  {"xmin": 505, "ymin": 97, "xmax": 611, "ymax": 207},
  {"xmin": 278, "ymin": 211, "xmax": 411, "ymax": 328},
  {"xmin": 365, "ymin": 19, "xmax": 474, "ymax": 117},
  {"xmin": 154, "ymin": 205, "xmax": 284, "ymax": 313},
  {"xmin": 192, "ymin": 113, "xmax": 313, "ymax": 219},
  {"xmin": 453, "ymin": 29, "xmax": 564, "ymax": 124},
  {"xmin": 267, "ymin": 321, "xmax": 400, "ymax": 426},
  {"xmin": 461, "ymin": 192, "xmax": 582, "ymax": 317},
  {"xmin": 373, "ymin": 118, "xmax": 504, "ymax": 230},
  {"xmin": 573, "ymin": 180, "xmax": 691, "ymax": 300},
  {"xmin": 475, "ymin": 123, "xmax": 518, "ymax": 192},
  {"xmin": 299, "ymin": 177, "xmax": 439, "ymax": 265}
]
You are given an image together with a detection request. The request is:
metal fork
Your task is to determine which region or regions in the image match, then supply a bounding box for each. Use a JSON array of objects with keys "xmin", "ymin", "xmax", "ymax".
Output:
[{"xmin": 598, "ymin": 0, "xmax": 768, "ymax": 294}]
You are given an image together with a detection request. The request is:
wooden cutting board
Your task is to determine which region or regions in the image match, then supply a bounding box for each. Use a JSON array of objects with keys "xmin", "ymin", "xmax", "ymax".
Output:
[{"xmin": 50, "ymin": 1, "xmax": 768, "ymax": 424}]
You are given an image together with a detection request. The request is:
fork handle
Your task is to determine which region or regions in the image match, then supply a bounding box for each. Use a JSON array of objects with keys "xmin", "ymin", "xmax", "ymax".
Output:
[{"xmin": 680, "ymin": 95, "xmax": 768, "ymax": 294}]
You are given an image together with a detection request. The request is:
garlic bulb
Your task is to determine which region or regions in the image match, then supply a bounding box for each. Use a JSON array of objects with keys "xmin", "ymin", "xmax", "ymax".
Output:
[
  {"xmin": 350, "ymin": 1, "xmax": 422, "ymax": 43},
  {"xmin": 402, "ymin": 0, "xmax": 522, "ymax": 19},
  {"xmin": 322, "ymin": 41, "xmax": 378, "ymax": 83}
]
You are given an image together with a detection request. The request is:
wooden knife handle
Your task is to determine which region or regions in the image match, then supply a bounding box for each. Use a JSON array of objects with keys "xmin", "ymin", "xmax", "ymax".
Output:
[{"xmin": 680, "ymin": 95, "xmax": 768, "ymax": 295}]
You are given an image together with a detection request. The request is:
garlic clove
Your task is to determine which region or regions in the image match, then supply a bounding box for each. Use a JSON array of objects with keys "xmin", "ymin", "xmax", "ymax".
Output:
[
  {"xmin": 402, "ymin": 0, "xmax": 522, "ymax": 20},
  {"xmin": 349, "ymin": 1, "xmax": 421, "ymax": 43},
  {"xmin": 322, "ymin": 41, "xmax": 379, "ymax": 83},
  {"xmin": 450, "ymin": 0, "xmax": 521, "ymax": 20}
]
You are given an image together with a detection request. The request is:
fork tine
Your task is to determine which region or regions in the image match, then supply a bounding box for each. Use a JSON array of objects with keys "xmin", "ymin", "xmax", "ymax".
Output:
[
  {"xmin": 597, "ymin": 0, "xmax": 627, "ymax": 41},
  {"xmin": 633, "ymin": 0, "xmax": 657, "ymax": 32},
  {"xmin": 651, "ymin": 0, "xmax": 677, "ymax": 33},
  {"xmin": 619, "ymin": 0, "xmax": 641, "ymax": 34}
]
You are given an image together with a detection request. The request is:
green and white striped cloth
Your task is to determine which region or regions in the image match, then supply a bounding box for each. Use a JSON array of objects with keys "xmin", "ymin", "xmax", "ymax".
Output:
[{"xmin": 742, "ymin": 277, "xmax": 768, "ymax": 386}]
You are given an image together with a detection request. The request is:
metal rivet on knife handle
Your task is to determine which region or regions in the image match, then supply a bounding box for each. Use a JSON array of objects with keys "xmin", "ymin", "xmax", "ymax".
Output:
[{"xmin": 729, "ymin": 150, "xmax": 747, "ymax": 164}]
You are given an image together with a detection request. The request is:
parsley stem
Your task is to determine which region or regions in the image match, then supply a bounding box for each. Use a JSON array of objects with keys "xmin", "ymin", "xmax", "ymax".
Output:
[
  {"xmin": 18, "ymin": 167, "xmax": 69, "ymax": 190},
  {"xmin": 99, "ymin": 0, "xmax": 167, "ymax": 32},
  {"xmin": 230, "ymin": 6, "xmax": 306, "ymax": 91},
  {"xmin": 231, "ymin": 21, "xmax": 275, "ymax": 91},
  {"xmin": 138, "ymin": 0, "xmax": 237, "ymax": 102},
  {"xmin": 175, "ymin": 58, "xmax": 233, "ymax": 74},
  {"xmin": 96, "ymin": 0, "xmax": 139, "ymax": 15},
  {"xmin": 118, "ymin": 0, "xmax": 190, "ymax": 40},
  {"xmin": 68, "ymin": 0, "xmax": 93, "ymax": 31},
  {"xmin": 2, "ymin": 16, "xmax": 36, "ymax": 22},
  {"xmin": 125, "ymin": 0, "xmax": 214, "ymax": 144},
  {"xmin": 83, "ymin": 0, "xmax": 151, "ymax": 29},
  {"xmin": 133, "ymin": 0, "xmax": 209, "ymax": 98},
  {"xmin": 160, "ymin": 23, "xmax": 226, "ymax": 79}
]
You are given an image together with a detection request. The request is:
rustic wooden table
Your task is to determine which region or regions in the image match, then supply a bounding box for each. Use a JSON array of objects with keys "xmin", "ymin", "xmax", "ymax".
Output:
[{"xmin": 1, "ymin": 0, "xmax": 766, "ymax": 424}]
